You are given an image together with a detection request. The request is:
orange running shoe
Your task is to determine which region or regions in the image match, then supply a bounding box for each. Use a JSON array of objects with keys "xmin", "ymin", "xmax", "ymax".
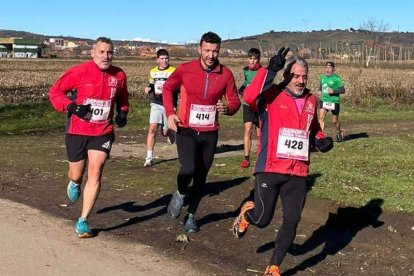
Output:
[
  {"xmin": 264, "ymin": 265, "xmax": 280, "ymax": 276},
  {"xmin": 232, "ymin": 201, "xmax": 254, "ymax": 238}
]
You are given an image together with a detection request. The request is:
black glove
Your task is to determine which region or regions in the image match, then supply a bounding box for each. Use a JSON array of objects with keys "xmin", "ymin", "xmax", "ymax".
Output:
[
  {"xmin": 315, "ymin": 137, "xmax": 334, "ymax": 153},
  {"xmin": 267, "ymin": 47, "xmax": 290, "ymax": 73},
  {"xmin": 114, "ymin": 110, "xmax": 128, "ymax": 128},
  {"xmin": 67, "ymin": 103, "xmax": 91, "ymax": 119}
]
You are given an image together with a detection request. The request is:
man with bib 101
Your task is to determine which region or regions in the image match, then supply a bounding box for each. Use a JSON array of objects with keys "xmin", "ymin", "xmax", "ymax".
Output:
[
  {"xmin": 232, "ymin": 48, "xmax": 334, "ymax": 276},
  {"xmin": 162, "ymin": 31, "xmax": 241, "ymax": 233},
  {"xmin": 317, "ymin": 61, "xmax": 346, "ymax": 142},
  {"xmin": 49, "ymin": 37, "xmax": 129, "ymax": 238}
]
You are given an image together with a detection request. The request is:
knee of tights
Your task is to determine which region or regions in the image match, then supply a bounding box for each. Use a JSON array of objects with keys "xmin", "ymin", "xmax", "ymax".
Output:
[
  {"xmin": 178, "ymin": 168, "xmax": 196, "ymax": 178},
  {"xmin": 255, "ymin": 219, "xmax": 272, "ymax": 229}
]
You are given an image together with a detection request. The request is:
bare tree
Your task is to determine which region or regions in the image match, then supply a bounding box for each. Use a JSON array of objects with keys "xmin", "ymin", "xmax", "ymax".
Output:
[{"xmin": 360, "ymin": 18, "xmax": 389, "ymax": 67}]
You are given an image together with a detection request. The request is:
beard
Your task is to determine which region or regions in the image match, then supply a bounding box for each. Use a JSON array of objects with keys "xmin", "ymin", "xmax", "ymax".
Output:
[{"xmin": 293, "ymin": 87, "xmax": 305, "ymax": 96}]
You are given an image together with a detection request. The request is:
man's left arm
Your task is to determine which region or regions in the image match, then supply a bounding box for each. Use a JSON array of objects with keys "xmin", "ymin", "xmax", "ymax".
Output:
[
  {"xmin": 115, "ymin": 73, "xmax": 130, "ymax": 127},
  {"xmin": 311, "ymin": 105, "xmax": 333, "ymax": 153},
  {"xmin": 332, "ymin": 77, "xmax": 345, "ymax": 95},
  {"xmin": 222, "ymin": 73, "xmax": 241, "ymax": 115}
]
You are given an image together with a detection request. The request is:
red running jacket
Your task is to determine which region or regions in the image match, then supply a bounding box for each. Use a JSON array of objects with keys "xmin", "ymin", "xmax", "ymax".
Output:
[
  {"xmin": 163, "ymin": 58, "xmax": 241, "ymax": 132},
  {"xmin": 244, "ymin": 67, "xmax": 325, "ymax": 177},
  {"xmin": 49, "ymin": 61, "xmax": 129, "ymax": 136}
]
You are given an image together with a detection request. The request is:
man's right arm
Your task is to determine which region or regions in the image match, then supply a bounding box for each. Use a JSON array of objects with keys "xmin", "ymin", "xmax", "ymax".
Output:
[
  {"xmin": 243, "ymin": 67, "xmax": 274, "ymax": 111},
  {"xmin": 162, "ymin": 67, "xmax": 182, "ymax": 117},
  {"xmin": 48, "ymin": 69, "xmax": 78, "ymax": 112}
]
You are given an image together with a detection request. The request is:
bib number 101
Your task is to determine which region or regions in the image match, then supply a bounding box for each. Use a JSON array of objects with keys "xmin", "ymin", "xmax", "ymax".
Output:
[{"xmin": 91, "ymin": 108, "xmax": 104, "ymax": 116}]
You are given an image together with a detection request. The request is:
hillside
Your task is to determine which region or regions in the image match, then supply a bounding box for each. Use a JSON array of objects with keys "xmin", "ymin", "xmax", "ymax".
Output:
[
  {"xmin": 2, "ymin": 28, "xmax": 414, "ymax": 60},
  {"xmin": 3, "ymin": 28, "xmax": 414, "ymax": 49},
  {"xmin": 224, "ymin": 29, "xmax": 414, "ymax": 52},
  {"xmin": 0, "ymin": 29, "xmax": 162, "ymax": 47}
]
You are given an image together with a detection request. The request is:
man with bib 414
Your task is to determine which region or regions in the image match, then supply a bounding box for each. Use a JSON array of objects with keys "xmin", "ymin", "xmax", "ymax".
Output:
[
  {"xmin": 162, "ymin": 31, "xmax": 241, "ymax": 233},
  {"xmin": 232, "ymin": 48, "xmax": 333, "ymax": 276},
  {"xmin": 317, "ymin": 61, "xmax": 346, "ymax": 142}
]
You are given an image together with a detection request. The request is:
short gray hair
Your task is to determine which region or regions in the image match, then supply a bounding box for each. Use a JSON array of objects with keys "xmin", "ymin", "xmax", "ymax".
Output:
[
  {"xmin": 283, "ymin": 55, "xmax": 308, "ymax": 80},
  {"xmin": 93, "ymin": 37, "xmax": 113, "ymax": 48}
]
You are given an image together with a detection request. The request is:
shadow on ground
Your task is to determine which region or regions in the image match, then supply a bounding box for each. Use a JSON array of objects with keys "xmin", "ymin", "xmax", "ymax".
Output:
[{"xmin": 256, "ymin": 198, "xmax": 384, "ymax": 275}]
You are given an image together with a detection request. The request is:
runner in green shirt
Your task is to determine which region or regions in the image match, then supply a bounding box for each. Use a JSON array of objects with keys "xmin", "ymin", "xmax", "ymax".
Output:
[
  {"xmin": 317, "ymin": 61, "xmax": 346, "ymax": 142},
  {"xmin": 238, "ymin": 48, "xmax": 262, "ymax": 168}
]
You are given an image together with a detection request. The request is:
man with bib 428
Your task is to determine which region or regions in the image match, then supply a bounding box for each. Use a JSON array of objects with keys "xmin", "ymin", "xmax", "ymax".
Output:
[
  {"xmin": 232, "ymin": 48, "xmax": 333, "ymax": 276},
  {"xmin": 162, "ymin": 31, "xmax": 241, "ymax": 233},
  {"xmin": 317, "ymin": 61, "xmax": 346, "ymax": 142},
  {"xmin": 49, "ymin": 37, "xmax": 129, "ymax": 238}
]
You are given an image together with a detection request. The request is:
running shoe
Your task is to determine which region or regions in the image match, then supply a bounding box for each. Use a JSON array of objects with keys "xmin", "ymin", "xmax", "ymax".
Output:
[
  {"xmin": 144, "ymin": 157, "xmax": 153, "ymax": 167},
  {"xmin": 336, "ymin": 131, "xmax": 344, "ymax": 143},
  {"xmin": 240, "ymin": 159, "xmax": 250, "ymax": 169},
  {"xmin": 184, "ymin": 214, "xmax": 199, "ymax": 233},
  {"xmin": 75, "ymin": 218, "xmax": 93, "ymax": 238},
  {"xmin": 232, "ymin": 201, "xmax": 254, "ymax": 239},
  {"xmin": 67, "ymin": 180, "xmax": 81, "ymax": 203},
  {"xmin": 167, "ymin": 191, "xmax": 185, "ymax": 218},
  {"xmin": 264, "ymin": 265, "xmax": 280, "ymax": 276},
  {"xmin": 167, "ymin": 131, "xmax": 176, "ymax": 145}
]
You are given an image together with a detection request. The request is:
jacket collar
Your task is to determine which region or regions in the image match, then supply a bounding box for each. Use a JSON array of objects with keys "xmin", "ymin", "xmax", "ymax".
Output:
[{"xmin": 198, "ymin": 58, "xmax": 222, "ymax": 73}]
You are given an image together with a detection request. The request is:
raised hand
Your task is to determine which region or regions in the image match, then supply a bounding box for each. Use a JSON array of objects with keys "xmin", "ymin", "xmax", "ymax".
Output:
[{"xmin": 267, "ymin": 47, "xmax": 290, "ymax": 73}]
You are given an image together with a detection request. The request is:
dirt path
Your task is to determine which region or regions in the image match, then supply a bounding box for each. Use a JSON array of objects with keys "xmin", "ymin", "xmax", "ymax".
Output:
[
  {"xmin": 0, "ymin": 198, "xmax": 204, "ymax": 276},
  {"xmin": 1, "ymin": 120, "xmax": 413, "ymax": 275}
]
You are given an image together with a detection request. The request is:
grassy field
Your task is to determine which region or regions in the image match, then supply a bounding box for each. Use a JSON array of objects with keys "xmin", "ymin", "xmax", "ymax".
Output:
[
  {"xmin": 0, "ymin": 101, "xmax": 413, "ymax": 213},
  {"xmin": 1, "ymin": 58, "xmax": 413, "ymax": 214}
]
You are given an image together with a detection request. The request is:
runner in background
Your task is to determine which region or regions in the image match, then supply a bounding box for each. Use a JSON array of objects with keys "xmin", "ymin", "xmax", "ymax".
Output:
[
  {"xmin": 144, "ymin": 49, "xmax": 177, "ymax": 167},
  {"xmin": 238, "ymin": 48, "xmax": 262, "ymax": 169},
  {"xmin": 163, "ymin": 31, "xmax": 241, "ymax": 233},
  {"xmin": 232, "ymin": 48, "xmax": 333, "ymax": 276},
  {"xmin": 48, "ymin": 37, "xmax": 129, "ymax": 238},
  {"xmin": 317, "ymin": 61, "xmax": 346, "ymax": 142}
]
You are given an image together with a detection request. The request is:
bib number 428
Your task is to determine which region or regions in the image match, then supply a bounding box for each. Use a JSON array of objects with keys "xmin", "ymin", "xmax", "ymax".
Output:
[{"xmin": 284, "ymin": 139, "xmax": 304, "ymax": 150}]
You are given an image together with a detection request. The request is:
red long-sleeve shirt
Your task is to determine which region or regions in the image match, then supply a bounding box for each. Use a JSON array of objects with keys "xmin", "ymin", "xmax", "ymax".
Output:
[
  {"xmin": 244, "ymin": 67, "xmax": 324, "ymax": 177},
  {"xmin": 49, "ymin": 61, "xmax": 129, "ymax": 136},
  {"xmin": 163, "ymin": 58, "xmax": 241, "ymax": 132}
]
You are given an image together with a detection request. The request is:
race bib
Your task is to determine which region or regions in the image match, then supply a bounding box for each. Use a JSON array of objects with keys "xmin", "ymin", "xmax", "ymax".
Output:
[
  {"xmin": 84, "ymin": 98, "xmax": 111, "ymax": 122},
  {"xmin": 154, "ymin": 80, "xmax": 165, "ymax": 95},
  {"xmin": 322, "ymin": 102, "xmax": 335, "ymax": 110},
  {"xmin": 189, "ymin": 104, "xmax": 216, "ymax": 127},
  {"xmin": 276, "ymin": 128, "xmax": 309, "ymax": 161}
]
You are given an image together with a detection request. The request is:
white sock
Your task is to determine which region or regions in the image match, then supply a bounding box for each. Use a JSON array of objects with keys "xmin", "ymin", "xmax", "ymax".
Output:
[
  {"xmin": 146, "ymin": 150, "xmax": 153, "ymax": 159},
  {"xmin": 70, "ymin": 180, "xmax": 80, "ymax": 186}
]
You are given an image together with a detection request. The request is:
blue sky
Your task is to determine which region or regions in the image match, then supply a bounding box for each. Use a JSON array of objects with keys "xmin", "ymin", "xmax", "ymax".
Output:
[{"xmin": 1, "ymin": 0, "xmax": 413, "ymax": 44}]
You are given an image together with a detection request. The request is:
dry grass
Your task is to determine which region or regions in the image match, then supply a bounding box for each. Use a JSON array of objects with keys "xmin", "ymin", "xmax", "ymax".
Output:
[{"xmin": 1, "ymin": 58, "xmax": 413, "ymax": 108}]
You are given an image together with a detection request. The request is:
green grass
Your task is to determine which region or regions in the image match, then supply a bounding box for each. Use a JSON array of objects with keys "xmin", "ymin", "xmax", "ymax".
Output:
[
  {"xmin": 1, "ymin": 102, "xmax": 413, "ymax": 213},
  {"xmin": 310, "ymin": 135, "xmax": 414, "ymax": 212},
  {"xmin": 1, "ymin": 101, "xmax": 412, "ymax": 135}
]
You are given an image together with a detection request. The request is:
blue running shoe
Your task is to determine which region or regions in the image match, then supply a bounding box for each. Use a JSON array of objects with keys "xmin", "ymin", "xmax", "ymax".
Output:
[
  {"xmin": 184, "ymin": 214, "xmax": 199, "ymax": 233},
  {"xmin": 167, "ymin": 191, "xmax": 185, "ymax": 218},
  {"xmin": 75, "ymin": 218, "xmax": 93, "ymax": 238},
  {"xmin": 67, "ymin": 180, "xmax": 81, "ymax": 203}
]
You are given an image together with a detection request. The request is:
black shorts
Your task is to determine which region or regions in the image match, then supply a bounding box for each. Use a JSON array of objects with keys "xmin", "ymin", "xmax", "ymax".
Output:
[
  {"xmin": 243, "ymin": 104, "xmax": 259, "ymax": 125},
  {"xmin": 65, "ymin": 132, "xmax": 115, "ymax": 162},
  {"xmin": 318, "ymin": 101, "xmax": 340, "ymax": 116}
]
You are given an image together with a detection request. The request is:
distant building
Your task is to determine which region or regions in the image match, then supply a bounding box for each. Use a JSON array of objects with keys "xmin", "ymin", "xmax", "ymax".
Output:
[
  {"xmin": 0, "ymin": 37, "xmax": 41, "ymax": 58},
  {"xmin": 66, "ymin": 41, "xmax": 77, "ymax": 48},
  {"xmin": 49, "ymin": 38, "xmax": 64, "ymax": 46}
]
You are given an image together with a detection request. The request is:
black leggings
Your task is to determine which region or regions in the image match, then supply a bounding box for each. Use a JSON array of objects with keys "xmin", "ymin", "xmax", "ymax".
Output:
[
  {"xmin": 176, "ymin": 128, "xmax": 218, "ymax": 215},
  {"xmin": 246, "ymin": 172, "xmax": 308, "ymax": 266}
]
